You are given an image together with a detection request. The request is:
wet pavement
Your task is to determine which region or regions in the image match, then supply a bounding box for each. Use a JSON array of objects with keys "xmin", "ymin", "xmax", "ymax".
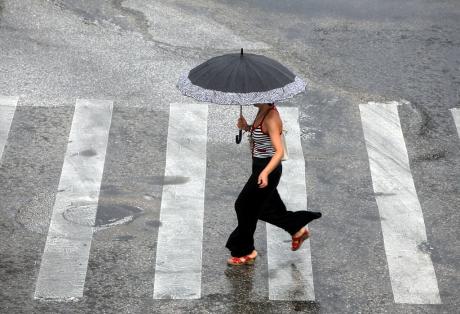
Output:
[{"xmin": 0, "ymin": 0, "xmax": 459, "ymax": 313}]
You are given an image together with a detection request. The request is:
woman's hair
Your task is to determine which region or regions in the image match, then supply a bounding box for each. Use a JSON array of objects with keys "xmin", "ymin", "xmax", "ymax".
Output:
[{"xmin": 253, "ymin": 102, "xmax": 275, "ymax": 106}]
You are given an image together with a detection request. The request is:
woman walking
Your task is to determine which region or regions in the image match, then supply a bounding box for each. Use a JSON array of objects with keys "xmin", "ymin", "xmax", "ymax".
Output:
[{"xmin": 226, "ymin": 102, "xmax": 322, "ymax": 266}]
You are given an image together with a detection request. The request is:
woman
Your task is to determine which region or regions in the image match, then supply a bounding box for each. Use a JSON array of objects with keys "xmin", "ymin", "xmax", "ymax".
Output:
[{"xmin": 225, "ymin": 102, "xmax": 322, "ymax": 266}]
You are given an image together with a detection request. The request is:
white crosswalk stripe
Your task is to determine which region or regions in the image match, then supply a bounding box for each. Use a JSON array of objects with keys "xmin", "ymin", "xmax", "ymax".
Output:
[
  {"xmin": 34, "ymin": 99, "xmax": 113, "ymax": 300},
  {"xmin": 267, "ymin": 107, "xmax": 315, "ymax": 301},
  {"xmin": 450, "ymin": 108, "xmax": 460, "ymax": 138},
  {"xmin": 359, "ymin": 101, "xmax": 441, "ymax": 304},
  {"xmin": 152, "ymin": 103, "xmax": 208, "ymax": 299},
  {"xmin": 0, "ymin": 96, "xmax": 19, "ymax": 165}
]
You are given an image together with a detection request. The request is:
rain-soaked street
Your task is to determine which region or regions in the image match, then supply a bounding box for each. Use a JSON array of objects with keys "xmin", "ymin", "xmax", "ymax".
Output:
[{"xmin": 0, "ymin": 0, "xmax": 459, "ymax": 313}]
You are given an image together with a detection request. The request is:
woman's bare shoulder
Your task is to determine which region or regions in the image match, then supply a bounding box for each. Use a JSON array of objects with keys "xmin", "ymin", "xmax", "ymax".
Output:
[
  {"xmin": 264, "ymin": 110, "xmax": 282, "ymax": 132},
  {"xmin": 265, "ymin": 109, "xmax": 282, "ymax": 124}
]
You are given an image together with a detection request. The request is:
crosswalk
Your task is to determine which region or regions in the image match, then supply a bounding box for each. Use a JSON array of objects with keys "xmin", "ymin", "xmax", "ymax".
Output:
[
  {"xmin": 34, "ymin": 99, "xmax": 113, "ymax": 300},
  {"xmin": 1, "ymin": 95, "xmax": 459, "ymax": 305},
  {"xmin": 451, "ymin": 108, "xmax": 460, "ymax": 137},
  {"xmin": 268, "ymin": 107, "xmax": 315, "ymax": 301},
  {"xmin": 0, "ymin": 96, "xmax": 19, "ymax": 165},
  {"xmin": 153, "ymin": 103, "xmax": 208, "ymax": 299},
  {"xmin": 359, "ymin": 102, "xmax": 440, "ymax": 304}
]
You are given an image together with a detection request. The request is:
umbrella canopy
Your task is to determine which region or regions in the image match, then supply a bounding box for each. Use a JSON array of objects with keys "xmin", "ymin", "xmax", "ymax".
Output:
[{"xmin": 177, "ymin": 48, "xmax": 306, "ymax": 105}]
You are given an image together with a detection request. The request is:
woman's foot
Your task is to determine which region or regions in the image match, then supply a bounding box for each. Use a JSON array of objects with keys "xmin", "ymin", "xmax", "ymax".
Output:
[
  {"xmin": 227, "ymin": 250, "xmax": 258, "ymax": 266},
  {"xmin": 291, "ymin": 227, "xmax": 310, "ymax": 251}
]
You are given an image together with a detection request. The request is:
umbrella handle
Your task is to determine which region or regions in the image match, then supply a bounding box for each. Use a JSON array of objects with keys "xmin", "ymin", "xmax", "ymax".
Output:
[
  {"xmin": 236, "ymin": 129, "xmax": 242, "ymax": 144},
  {"xmin": 236, "ymin": 105, "xmax": 243, "ymax": 144}
]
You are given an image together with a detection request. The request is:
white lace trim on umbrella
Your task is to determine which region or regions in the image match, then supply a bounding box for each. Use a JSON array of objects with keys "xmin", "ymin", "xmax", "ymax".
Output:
[{"xmin": 176, "ymin": 71, "xmax": 307, "ymax": 105}]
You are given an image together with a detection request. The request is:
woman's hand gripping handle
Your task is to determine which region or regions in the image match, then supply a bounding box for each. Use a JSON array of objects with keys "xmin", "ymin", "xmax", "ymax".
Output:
[{"xmin": 237, "ymin": 116, "xmax": 250, "ymax": 132}]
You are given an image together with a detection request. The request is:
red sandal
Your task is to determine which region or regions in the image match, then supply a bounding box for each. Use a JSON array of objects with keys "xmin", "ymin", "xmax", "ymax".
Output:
[
  {"xmin": 227, "ymin": 252, "xmax": 257, "ymax": 266},
  {"xmin": 291, "ymin": 227, "xmax": 310, "ymax": 251}
]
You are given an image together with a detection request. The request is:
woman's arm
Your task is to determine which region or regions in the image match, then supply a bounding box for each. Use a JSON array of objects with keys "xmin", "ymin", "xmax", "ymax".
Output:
[{"xmin": 257, "ymin": 115, "xmax": 284, "ymax": 188}]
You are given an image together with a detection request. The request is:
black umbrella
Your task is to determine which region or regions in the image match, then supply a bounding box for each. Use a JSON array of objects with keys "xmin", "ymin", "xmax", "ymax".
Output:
[{"xmin": 177, "ymin": 48, "xmax": 306, "ymax": 143}]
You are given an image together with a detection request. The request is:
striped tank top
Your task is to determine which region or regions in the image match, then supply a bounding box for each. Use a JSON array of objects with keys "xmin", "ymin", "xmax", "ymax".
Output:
[{"xmin": 250, "ymin": 106, "xmax": 279, "ymax": 158}]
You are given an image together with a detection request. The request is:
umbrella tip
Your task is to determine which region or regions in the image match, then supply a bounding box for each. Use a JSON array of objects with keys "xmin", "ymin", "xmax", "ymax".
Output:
[{"xmin": 241, "ymin": 48, "xmax": 243, "ymax": 56}]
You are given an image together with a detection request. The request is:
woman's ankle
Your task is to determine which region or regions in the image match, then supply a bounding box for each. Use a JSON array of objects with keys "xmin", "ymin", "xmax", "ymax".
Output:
[
  {"xmin": 248, "ymin": 250, "xmax": 257, "ymax": 258},
  {"xmin": 293, "ymin": 227, "xmax": 307, "ymax": 238}
]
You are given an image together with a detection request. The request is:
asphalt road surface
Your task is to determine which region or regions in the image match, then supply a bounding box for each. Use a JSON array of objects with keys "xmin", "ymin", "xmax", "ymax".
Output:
[{"xmin": 1, "ymin": 0, "xmax": 459, "ymax": 313}]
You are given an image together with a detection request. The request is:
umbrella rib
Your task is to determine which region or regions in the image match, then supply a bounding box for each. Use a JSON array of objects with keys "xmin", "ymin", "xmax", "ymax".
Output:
[
  {"xmin": 254, "ymin": 57, "xmax": 296, "ymax": 82},
  {"xmin": 226, "ymin": 60, "xmax": 243, "ymax": 93},
  {"xmin": 190, "ymin": 55, "xmax": 227, "ymax": 75},
  {"xmin": 245, "ymin": 59, "xmax": 268, "ymax": 92},
  {"xmin": 200, "ymin": 57, "xmax": 240, "ymax": 92}
]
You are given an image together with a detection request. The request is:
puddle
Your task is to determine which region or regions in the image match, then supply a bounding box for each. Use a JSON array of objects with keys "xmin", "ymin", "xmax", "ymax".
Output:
[
  {"xmin": 95, "ymin": 203, "xmax": 143, "ymax": 229},
  {"xmin": 62, "ymin": 203, "xmax": 144, "ymax": 231}
]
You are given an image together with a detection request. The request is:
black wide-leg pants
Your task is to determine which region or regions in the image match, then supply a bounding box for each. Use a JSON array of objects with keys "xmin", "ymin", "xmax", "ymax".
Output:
[{"xmin": 225, "ymin": 157, "xmax": 321, "ymax": 257}]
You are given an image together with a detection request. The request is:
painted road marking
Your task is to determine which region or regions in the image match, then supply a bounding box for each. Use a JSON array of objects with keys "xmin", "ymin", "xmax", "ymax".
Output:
[
  {"xmin": 34, "ymin": 99, "xmax": 113, "ymax": 300},
  {"xmin": 266, "ymin": 107, "xmax": 315, "ymax": 301},
  {"xmin": 153, "ymin": 103, "xmax": 208, "ymax": 299},
  {"xmin": 359, "ymin": 101, "xmax": 441, "ymax": 304},
  {"xmin": 0, "ymin": 96, "xmax": 19, "ymax": 164},
  {"xmin": 450, "ymin": 108, "xmax": 460, "ymax": 137}
]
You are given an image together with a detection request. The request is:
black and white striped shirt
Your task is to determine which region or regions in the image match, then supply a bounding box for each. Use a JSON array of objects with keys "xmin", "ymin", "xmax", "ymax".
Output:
[{"xmin": 250, "ymin": 106, "xmax": 279, "ymax": 158}]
